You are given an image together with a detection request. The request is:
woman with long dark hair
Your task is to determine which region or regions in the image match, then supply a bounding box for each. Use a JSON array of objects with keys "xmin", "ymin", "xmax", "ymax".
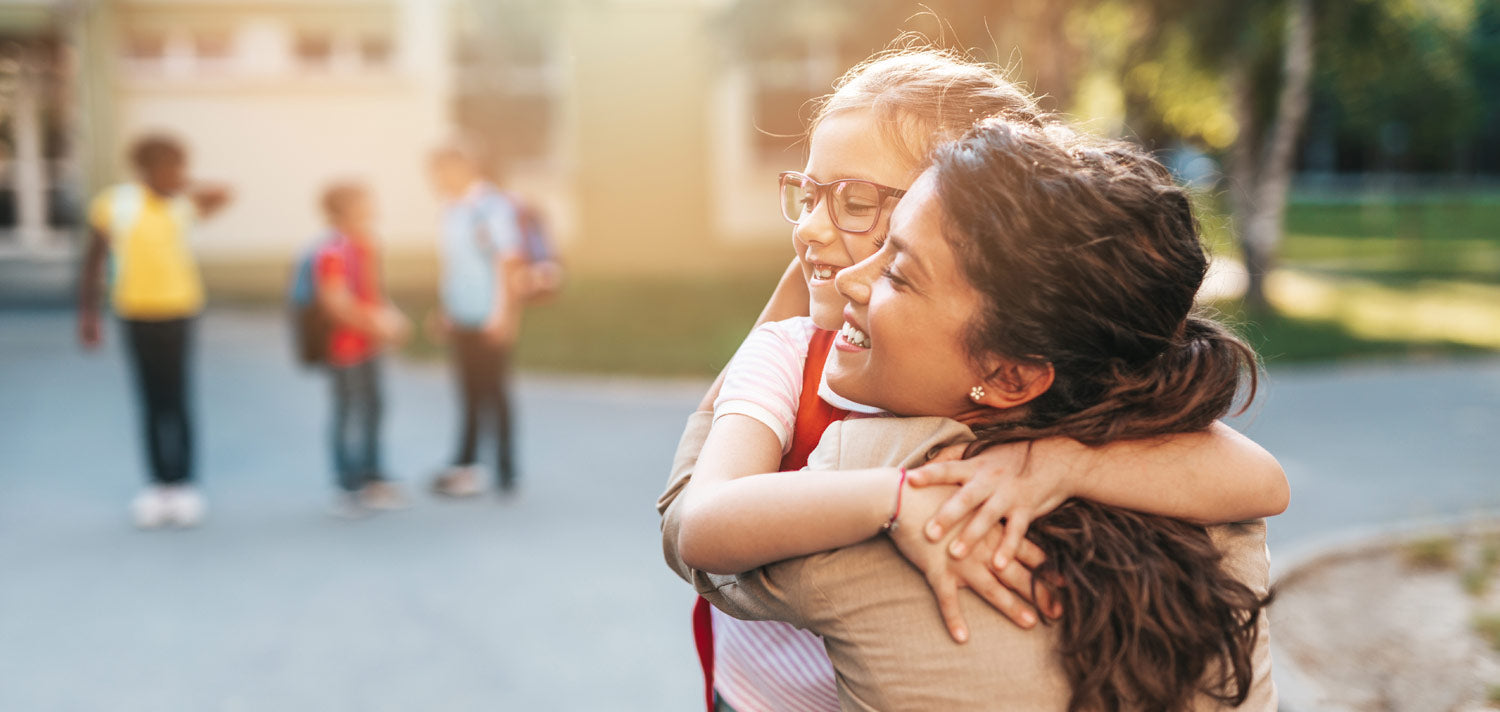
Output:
[{"xmin": 670, "ymin": 118, "xmax": 1279, "ymax": 710}]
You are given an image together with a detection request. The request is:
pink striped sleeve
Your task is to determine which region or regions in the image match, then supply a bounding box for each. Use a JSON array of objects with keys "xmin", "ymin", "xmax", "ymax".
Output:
[{"xmin": 713, "ymin": 317, "xmax": 816, "ymax": 454}]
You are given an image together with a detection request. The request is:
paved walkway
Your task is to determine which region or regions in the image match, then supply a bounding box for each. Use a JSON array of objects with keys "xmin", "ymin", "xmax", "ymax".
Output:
[{"xmin": 0, "ymin": 308, "xmax": 1495, "ymax": 711}]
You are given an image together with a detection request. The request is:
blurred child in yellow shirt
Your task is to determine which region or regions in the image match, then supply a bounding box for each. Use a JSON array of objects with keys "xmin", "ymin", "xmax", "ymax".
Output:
[{"xmin": 77, "ymin": 134, "xmax": 230, "ymax": 529}]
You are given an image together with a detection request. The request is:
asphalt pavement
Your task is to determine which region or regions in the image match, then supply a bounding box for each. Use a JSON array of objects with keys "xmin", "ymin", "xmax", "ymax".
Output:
[{"xmin": 0, "ymin": 308, "xmax": 1495, "ymax": 711}]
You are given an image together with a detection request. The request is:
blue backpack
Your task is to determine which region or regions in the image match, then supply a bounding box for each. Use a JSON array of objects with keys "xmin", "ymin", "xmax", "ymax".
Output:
[{"xmin": 288, "ymin": 233, "xmax": 335, "ymax": 366}]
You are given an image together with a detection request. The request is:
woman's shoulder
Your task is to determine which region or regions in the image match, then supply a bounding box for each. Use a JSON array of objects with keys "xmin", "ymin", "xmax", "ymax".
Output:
[
  {"xmin": 792, "ymin": 536, "xmax": 1071, "ymax": 710},
  {"xmin": 808, "ymin": 417, "xmax": 975, "ymax": 471}
]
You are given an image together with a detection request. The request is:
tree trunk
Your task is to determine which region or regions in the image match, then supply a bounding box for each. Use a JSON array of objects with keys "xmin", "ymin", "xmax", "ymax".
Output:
[{"xmin": 1229, "ymin": 0, "xmax": 1315, "ymax": 313}]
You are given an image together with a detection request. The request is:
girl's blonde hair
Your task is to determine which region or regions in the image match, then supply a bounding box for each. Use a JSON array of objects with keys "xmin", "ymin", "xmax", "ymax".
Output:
[{"xmin": 809, "ymin": 40, "xmax": 1047, "ymax": 169}]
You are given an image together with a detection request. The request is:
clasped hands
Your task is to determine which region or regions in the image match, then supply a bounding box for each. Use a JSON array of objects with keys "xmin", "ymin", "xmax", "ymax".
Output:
[{"xmin": 888, "ymin": 439, "xmax": 1074, "ymax": 643}]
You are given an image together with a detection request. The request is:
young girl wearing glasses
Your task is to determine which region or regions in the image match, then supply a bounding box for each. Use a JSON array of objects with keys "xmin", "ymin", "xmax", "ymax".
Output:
[{"xmin": 657, "ymin": 45, "xmax": 1289, "ymax": 712}]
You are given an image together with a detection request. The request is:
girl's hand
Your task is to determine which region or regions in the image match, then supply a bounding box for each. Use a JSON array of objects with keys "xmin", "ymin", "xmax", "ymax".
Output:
[
  {"xmin": 190, "ymin": 183, "xmax": 233, "ymax": 217},
  {"xmin": 888, "ymin": 482, "xmax": 1059, "ymax": 643},
  {"xmin": 378, "ymin": 307, "xmax": 412, "ymax": 345},
  {"xmin": 483, "ymin": 317, "xmax": 518, "ymax": 346},
  {"xmin": 907, "ymin": 439, "xmax": 1079, "ymax": 571},
  {"xmin": 78, "ymin": 309, "xmax": 102, "ymax": 350}
]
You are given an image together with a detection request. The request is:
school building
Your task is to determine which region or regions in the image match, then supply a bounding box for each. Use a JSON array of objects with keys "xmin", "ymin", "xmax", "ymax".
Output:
[{"xmin": 0, "ymin": 0, "xmax": 851, "ymax": 300}]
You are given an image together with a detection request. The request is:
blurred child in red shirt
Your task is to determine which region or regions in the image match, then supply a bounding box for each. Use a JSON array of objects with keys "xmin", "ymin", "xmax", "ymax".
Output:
[{"xmin": 314, "ymin": 181, "xmax": 411, "ymax": 515}]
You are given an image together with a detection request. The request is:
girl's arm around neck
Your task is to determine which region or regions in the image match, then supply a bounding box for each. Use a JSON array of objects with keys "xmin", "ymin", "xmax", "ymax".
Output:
[
  {"xmin": 912, "ymin": 421, "xmax": 1288, "ymax": 566},
  {"xmin": 675, "ymin": 413, "xmax": 900, "ymax": 575},
  {"xmin": 1063, "ymin": 421, "xmax": 1289, "ymax": 524}
]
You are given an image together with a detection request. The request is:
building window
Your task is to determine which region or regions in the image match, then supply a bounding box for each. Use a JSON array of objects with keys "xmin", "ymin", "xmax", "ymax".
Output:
[
  {"xmin": 747, "ymin": 44, "xmax": 835, "ymax": 162},
  {"xmin": 359, "ymin": 35, "xmax": 392, "ymax": 68},
  {"xmin": 194, "ymin": 31, "xmax": 232, "ymax": 60},
  {"xmin": 193, "ymin": 30, "xmax": 234, "ymax": 71},
  {"xmin": 294, "ymin": 32, "xmax": 333, "ymax": 69},
  {"xmin": 125, "ymin": 32, "xmax": 167, "ymax": 62},
  {"xmin": 453, "ymin": 9, "xmax": 561, "ymax": 165}
]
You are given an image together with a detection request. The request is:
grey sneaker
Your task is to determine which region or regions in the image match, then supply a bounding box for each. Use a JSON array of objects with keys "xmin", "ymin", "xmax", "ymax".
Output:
[{"xmin": 430, "ymin": 465, "xmax": 484, "ymax": 498}]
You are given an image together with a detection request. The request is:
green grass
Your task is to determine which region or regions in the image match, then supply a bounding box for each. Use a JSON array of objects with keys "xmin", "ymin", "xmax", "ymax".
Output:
[
  {"xmin": 203, "ymin": 253, "xmax": 779, "ymax": 377},
  {"xmin": 393, "ymin": 272, "xmax": 776, "ymax": 377},
  {"xmin": 1402, "ymin": 535, "xmax": 1459, "ymax": 570},
  {"xmin": 1196, "ymin": 191, "xmax": 1500, "ymax": 364},
  {"xmin": 499, "ymin": 275, "xmax": 771, "ymax": 376},
  {"xmin": 1209, "ymin": 300, "xmax": 1491, "ymax": 364},
  {"xmin": 1466, "ymin": 537, "xmax": 1500, "ymax": 598},
  {"xmin": 204, "ymin": 192, "xmax": 1500, "ymax": 376},
  {"xmin": 1465, "ymin": 568, "xmax": 1493, "ymax": 598},
  {"xmin": 1475, "ymin": 613, "xmax": 1500, "ymax": 652},
  {"xmin": 1204, "ymin": 192, "xmax": 1500, "ymax": 280}
]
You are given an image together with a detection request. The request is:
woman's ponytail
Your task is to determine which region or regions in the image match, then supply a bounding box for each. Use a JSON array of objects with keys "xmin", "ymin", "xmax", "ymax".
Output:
[{"xmin": 930, "ymin": 121, "xmax": 1271, "ymax": 710}]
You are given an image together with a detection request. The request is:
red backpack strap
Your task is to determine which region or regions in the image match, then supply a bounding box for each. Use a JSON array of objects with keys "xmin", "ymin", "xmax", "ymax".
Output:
[
  {"xmin": 780, "ymin": 328, "xmax": 850, "ymax": 471},
  {"xmin": 693, "ymin": 327, "xmax": 848, "ymax": 710},
  {"xmin": 693, "ymin": 597, "xmax": 716, "ymax": 711}
]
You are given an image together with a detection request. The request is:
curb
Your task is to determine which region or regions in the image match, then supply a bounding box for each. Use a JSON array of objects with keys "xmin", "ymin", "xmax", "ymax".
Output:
[{"xmin": 1268, "ymin": 511, "xmax": 1500, "ymax": 711}]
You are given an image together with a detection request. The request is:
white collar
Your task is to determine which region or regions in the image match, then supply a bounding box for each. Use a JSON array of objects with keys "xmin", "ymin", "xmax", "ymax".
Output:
[{"xmin": 817, "ymin": 359, "xmax": 884, "ymax": 415}]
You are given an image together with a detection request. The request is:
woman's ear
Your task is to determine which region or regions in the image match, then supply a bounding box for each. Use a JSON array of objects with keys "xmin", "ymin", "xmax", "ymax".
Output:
[{"xmin": 972, "ymin": 360, "xmax": 1055, "ymax": 409}]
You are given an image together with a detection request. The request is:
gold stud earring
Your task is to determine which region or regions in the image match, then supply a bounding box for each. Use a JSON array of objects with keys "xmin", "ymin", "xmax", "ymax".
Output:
[{"xmin": 969, "ymin": 385, "xmax": 986, "ymax": 401}]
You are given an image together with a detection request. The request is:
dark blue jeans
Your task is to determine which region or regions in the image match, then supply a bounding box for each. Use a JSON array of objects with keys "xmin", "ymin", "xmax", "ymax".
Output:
[
  {"xmin": 329, "ymin": 358, "xmax": 384, "ymax": 492},
  {"xmin": 123, "ymin": 317, "xmax": 195, "ymax": 485}
]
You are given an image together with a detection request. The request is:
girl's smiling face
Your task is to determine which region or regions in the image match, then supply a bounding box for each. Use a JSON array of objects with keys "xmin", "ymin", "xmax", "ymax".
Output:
[
  {"xmin": 795, "ymin": 109, "xmax": 919, "ymax": 331},
  {"xmin": 825, "ymin": 171, "xmax": 992, "ymax": 418}
]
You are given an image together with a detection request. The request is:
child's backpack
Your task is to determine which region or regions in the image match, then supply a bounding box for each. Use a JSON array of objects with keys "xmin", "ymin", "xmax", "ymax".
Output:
[
  {"xmin": 503, "ymin": 193, "xmax": 564, "ymax": 302},
  {"xmin": 288, "ymin": 234, "xmax": 334, "ymax": 366}
]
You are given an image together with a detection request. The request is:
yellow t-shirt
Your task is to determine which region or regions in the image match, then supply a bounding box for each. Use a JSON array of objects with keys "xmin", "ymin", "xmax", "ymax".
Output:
[{"xmin": 89, "ymin": 183, "xmax": 205, "ymax": 319}]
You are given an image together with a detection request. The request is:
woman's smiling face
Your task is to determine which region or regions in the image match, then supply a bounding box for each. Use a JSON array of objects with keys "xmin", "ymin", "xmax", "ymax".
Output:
[
  {"xmin": 795, "ymin": 109, "xmax": 919, "ymax": 331},
  {"xmin": 825, "ymin": 171, "xmax": 991, "ymax": 417}
]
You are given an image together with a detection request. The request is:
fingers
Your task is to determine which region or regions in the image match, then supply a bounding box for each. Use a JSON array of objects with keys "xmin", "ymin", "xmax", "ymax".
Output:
[
  {"xmin": 991, "ymin": 510, "xmax": 1033, "ymax": 571},
  {"xmin": 995, "ymin": 558, "xmax": 1062, "ymax": 620},
  {"xmin": 924, "ymin": 443, "xmax": 969, "ymax": 464},
  {"xmin": 1013, "ymin": 537, "xmax": 1048, "ymax": 570},
  {"xmin": 928, "ymin": 573, "xmax": 970, "ymax": 643},
  {"xmin": 967, "ymin": 567, "xmax": 1037, "ymax": 629},
  {"xmin": 925, "ymin": 483, "xmax": 987, "ymax": 543},
  {"xmin": 950, "ymin": 494, "xmax": 1011, "ymax": 559},
  {"xmin": 1000, "ymin": 537, "xmax": 1064, "ymax": 619},
  {"xmin": 907, "ymin": 460, "xmax": 973, "ymax": 488}
]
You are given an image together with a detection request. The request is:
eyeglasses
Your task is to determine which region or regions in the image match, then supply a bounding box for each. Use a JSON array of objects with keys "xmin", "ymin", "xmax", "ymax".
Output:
[{"xmin": 778, "ymin": 171, "xmax": 907, "ymax": 235}]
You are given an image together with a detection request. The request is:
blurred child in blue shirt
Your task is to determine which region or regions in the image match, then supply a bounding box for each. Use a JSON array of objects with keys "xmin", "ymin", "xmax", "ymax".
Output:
[{"xmin": 427, "ymin": 143, "xmax": 528, "ymax": 497}]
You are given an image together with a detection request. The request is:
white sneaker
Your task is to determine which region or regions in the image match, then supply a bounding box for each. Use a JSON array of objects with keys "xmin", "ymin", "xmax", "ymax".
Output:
[
  {"xmin": 358, "ymin": 481, "xmax": 411, "ymax": 511},
  {"xmin": 430, "ymin": 465, "xmax": 484, "ymax": 498},
  {"xmin": 328, "ymin": 491, "xmax": 370, "ymax": 519},
  {"xmin": 164, "ymin": 486, "xmax": 206, "ymax": 528},
  {"xmin": 131, "ymin": 487, "xmax": 172, "ymax": 529}
]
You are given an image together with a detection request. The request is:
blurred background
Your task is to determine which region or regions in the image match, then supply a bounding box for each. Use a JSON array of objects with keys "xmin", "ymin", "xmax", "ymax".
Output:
[
  {"xmin": 0, "ymin": 0, "xmax": 1497, "ymax": 710},
  {"xmin": 3, "ymin": 0, "xmax": 1499, "ymax": 368}
]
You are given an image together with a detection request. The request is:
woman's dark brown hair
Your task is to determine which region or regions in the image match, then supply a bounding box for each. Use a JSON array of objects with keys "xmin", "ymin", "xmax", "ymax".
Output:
[{"xmin": 930, "ymin": 119, "xmax": 1266, "ymax": 711}]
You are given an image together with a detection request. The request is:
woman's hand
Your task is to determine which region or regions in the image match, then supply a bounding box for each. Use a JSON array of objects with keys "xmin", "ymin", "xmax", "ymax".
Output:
[
  {"xmin": 907, "ymin": 438, "xmax": 1081, "ymax": 570},
  {"xmin": 889, "ymin": 482, "xmax": 1059, "ymax": 643}
]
